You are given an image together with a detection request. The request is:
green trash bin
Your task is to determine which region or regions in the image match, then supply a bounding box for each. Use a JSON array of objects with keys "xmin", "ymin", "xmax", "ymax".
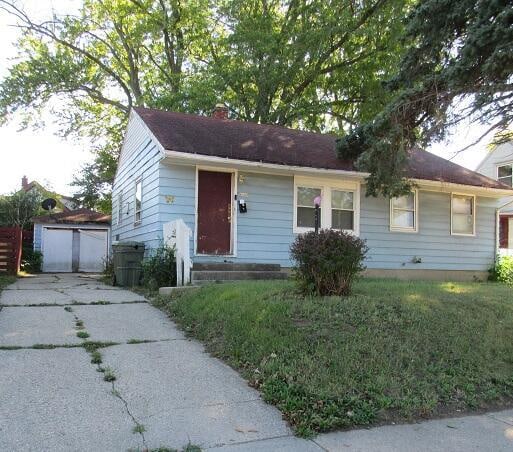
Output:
[{"xmin": 111, "ymin": 241, "xmax": 145, "ymax": 287}]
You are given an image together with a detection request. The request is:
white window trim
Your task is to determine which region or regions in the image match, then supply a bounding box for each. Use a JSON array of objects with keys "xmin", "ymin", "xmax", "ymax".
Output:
[
  {"xmin": 293, "ymin": 175, "xmax": 360, "ymax": 235},
  {"xmin": 450, "ymin": 192, "xmax": 476, "ymax": 237},
  {"xmin": 117, "ymin": 192, "xmax": 123, "ymax": 225},
  {"xmin": 134, "ymin": 178, "xmax": 142, "ymax": 226},
  {"xmin": 389, "ymin": 189, "xmax": 419, "ymax": 233},
  {"xmin": 497, "ymin": 162, "xmax": 513, "ymax": 186}
]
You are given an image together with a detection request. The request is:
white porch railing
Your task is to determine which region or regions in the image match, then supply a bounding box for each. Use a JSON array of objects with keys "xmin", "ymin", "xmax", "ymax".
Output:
[
  {"xmin": 163, "ymin": 219, "xmax": 192, "ymax": 286},
  {"xmin": 499, "ymin": 248, "xmax": 513, "ymax": 257}
]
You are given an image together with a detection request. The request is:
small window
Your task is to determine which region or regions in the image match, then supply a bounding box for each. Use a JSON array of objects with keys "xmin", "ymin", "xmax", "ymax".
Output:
[
  {"xmin": 331, "ymin": 189, "xmax": 354, "ymax": 230},
  {"xmin": 296, "ymin": 186, "xmax": 321, "ymax": 229},
  {"xmin": 390, "ymin": 191, "xmax": 417, "ymax": 232},
  {"xmin": 498, "ymin": 164, "xmax": 512, "ymax": 187},
  {"xmin": 134, "ymin": 180, "xmax": 142, "ymax": 225},
  {"xmin": 117, "ymin": 193, "xmax": 123, "ymax": 225},
  {"xmin": 451, "ymin": 194, "xmax": 475, "ymax": 235}
]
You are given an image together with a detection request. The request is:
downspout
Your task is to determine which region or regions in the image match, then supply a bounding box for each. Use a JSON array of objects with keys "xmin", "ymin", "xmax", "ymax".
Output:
[{"xmin": 495, "ymin": 197, "xmax": 513, "ymax": 254}]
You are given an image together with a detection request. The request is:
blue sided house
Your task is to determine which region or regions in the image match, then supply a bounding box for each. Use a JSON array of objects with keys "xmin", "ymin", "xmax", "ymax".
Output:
[{"xmin": 111, "ymin": 105, "xmax": 513, "ymax": 282}]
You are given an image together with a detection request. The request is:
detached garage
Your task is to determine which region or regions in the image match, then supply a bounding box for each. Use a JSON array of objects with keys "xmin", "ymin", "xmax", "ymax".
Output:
[{"xmin": 33, "ymin": 209, "xmax": 111, "ymax": 273}]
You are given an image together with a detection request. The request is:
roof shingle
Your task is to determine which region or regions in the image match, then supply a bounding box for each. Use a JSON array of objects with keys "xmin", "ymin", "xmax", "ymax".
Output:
[
  {"xmin": 134, "ymin": 107, "xmax": 510, "ymax": 191},
  {"xmin": 32, "ymin": 208, "xmax": 111, "ymax": 224}
]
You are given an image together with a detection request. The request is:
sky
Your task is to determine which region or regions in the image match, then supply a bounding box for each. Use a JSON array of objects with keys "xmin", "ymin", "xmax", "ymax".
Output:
[
  {"xmin": 0, "ymin": 1, "xmax": 497, "ymax": 197},
  {"xmin": 0, "ymin": 0, "xmax": 88, "ymax": 196}
]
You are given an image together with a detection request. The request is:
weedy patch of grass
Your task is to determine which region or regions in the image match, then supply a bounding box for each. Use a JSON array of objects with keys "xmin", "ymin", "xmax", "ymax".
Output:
[
  {"xmin": 64, "ymin": 306, "xmax": 73, "ymax": 312},
  {"xmin": 76, "ymin": 331, "xmax": 90, "ymax": 339},
  {"xmin": 82, "ymin": 340, "xmax": 118, "ymax": 353},
  {"xmin": 132, "ymin": 424, "xmax": 146, "ymax": 434},
  {"xmin": 90, "ymin": 350, "xmax": 102, "ymax": 364},
  {"xmin": 31, "ymin": 344, "xmax": 61, "ymax": 349},
  {"xmin": 155, "ymin": 279, "xmax": 513, "ymax": 436},
  {"xmin": 127, "ymin": 338, "xmax": 157, "ymax": 344},
  {"xmin": 128, "ymin": 446, "xmax": 201, "ymax": 452},
  {"xmin": 183, "ymin": 445, "xmax": 202, "ymax": 452},
  {"xmin": 0, "ymin": 275, "xmax": 16, "ymax": 292},
  {"xmin": 75, "ymin": 320, "xmax": 85, "ymax": 329},
  {"xmin": 103, "ymin": 367, "xmax": 116, "ymax": 382}
]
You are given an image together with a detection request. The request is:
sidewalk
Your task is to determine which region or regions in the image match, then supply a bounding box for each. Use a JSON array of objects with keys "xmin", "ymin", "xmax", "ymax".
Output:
[{"xmin": 311, "ymin": 409, "xmax": 513, "ymax": 452}]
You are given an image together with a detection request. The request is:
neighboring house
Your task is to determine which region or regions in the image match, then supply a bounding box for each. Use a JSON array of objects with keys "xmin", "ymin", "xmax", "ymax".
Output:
[
  {"xmin": 111, "ymin": 106, "xmax": 513, "ymax": 281},
  {"xmin": 33, "ymin": 208, "xmax": 111, "ymax": 273},
  {"xmin": 21, "ymin": 176, "xmax": 78, "ymax": 211},
  {"xmin": 476, "ymin": 140, "xmax": 513, "ymax": 252}
]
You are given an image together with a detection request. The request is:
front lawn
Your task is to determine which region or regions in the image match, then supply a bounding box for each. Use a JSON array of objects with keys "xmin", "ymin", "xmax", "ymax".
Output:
[{"xmin": 153, "ymin": 279, "xmax": 513, "ymax": 436}]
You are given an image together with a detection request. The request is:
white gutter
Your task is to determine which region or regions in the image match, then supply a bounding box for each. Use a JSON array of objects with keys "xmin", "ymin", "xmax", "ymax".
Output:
[
  {"xmin": 164, "ymin": 149, "xmax": 513, "ymax": 197},
  {"xmin": 163, "ymin": 149, "xmax": 367, "ymax": 180},
  {"xmin": 410, "ymin": 179, "xmax": 513, "ymax": 197}
]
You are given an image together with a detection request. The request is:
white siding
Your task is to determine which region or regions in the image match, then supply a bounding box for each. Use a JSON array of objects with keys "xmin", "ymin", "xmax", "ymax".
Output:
[
  {"xmin": 113, "ymin": 114, "xmax": 500, "ymax": 272},
  {"xmin": 111, "ymin": 113, "xmax": 163, "ymax": 252},
  {"xmin": 476, "ymin": 141, "xmax": 513, "ymax": 213},
  {"xmin": 360, "ymin": 191, "xmax": 497, "ymax": 271}
]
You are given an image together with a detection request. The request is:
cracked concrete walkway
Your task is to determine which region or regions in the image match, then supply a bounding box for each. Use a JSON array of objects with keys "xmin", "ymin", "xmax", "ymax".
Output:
[
  {"xmin": 1, "ymin": 274, "xmax": 512, "ymax": 451},
  {"xmin": 0, "ymin": 274, "xmax": 307, "ymax": 451}
]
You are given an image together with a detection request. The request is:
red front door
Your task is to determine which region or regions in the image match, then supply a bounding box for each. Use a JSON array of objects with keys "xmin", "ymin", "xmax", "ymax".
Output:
[{"xmin": 197, "ymin": 170, "xmax": 232, "ymax": 254}]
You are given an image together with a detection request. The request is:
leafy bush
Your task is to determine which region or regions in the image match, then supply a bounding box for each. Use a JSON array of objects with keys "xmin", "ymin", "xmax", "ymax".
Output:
[
  {"xmin": 141, "ymin": 244, "xmax": 176, "ymax": 291},
  {"xmin": 20, "ymin": 246, "xmax": 43, "ymax": 273},
  {"xmin": 102, "ymin": 256, "xmax": 115, "ymax": 284},
  {"xmin": 290, "ymin": 229, "xmax": 368, "ymax": 296},
  {"xmin": 489, "ymin": 255, "xmax": 513, "ymax": 285}
]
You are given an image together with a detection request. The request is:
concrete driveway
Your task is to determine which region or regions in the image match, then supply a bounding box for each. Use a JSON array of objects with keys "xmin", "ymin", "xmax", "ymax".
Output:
[
  {"xmin": 1, "ymin": 274, "xmax": 513, "ymax": 452},
  {"xmin": 0, "ymin": 274, "xmax": 315, "ymax": 451}
]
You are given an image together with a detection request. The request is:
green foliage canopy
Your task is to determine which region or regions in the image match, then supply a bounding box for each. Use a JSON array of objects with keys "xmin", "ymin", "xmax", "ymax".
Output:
[
  {"xmin": 337, "ymin": 0, "xmax": 513, "ymax": 197},
  {"xmin": 0, "ymin": 0, "xmax": 412, "ymax": 208},
  {"xmin": 0, "ymin": 189, "xmax": 43, "ymax": 229}
]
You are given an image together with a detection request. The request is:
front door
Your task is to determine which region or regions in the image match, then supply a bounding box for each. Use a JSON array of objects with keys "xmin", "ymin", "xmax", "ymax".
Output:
[{"xmin": 197, "ymin": 170, "xmax": 232, "ymax": 255}]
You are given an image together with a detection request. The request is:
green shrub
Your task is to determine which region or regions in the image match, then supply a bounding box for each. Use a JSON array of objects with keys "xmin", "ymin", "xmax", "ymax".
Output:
[
  {"xmin": 490, "ymin": 255, "xmax": 513, "ymax": 285},
  {"xmin": 20, "ymin": 246, "xmax": 43, "ymax": 273},
  {"xmin": 290, "ymin": 229, "xmax": 368, "ymax": 296},
  {"xmin": 102, "ymin": 256, "xmax": 115, "ymax": 283},
  {"xmin": 142, "ymin": 244, "xmax": 177, "ymax": 290}
]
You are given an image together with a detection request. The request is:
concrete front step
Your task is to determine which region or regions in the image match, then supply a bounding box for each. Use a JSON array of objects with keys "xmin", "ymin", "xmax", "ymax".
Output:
[
  {"xmin": 191, "ymin": 270, "xmax": 289, "ymax": 282},
  {"xmin": 192, "ymin": 262, "xmax": 281, "ymax": 272}
]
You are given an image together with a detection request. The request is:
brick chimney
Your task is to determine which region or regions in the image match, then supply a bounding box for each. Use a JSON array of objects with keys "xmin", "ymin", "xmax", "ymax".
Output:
[
  {"xmin": 21, "ymin": 175, "xmax": 29, "ymax": 191},
  {"xmin": 212, "ymin": 103, "xmax": 229, "ymax": 120}
]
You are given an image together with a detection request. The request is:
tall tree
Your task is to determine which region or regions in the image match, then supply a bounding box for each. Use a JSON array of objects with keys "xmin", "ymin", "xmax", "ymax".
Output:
[
  {"xmin": 0, "ymin": 189, "xmax": 43, "ymax": 229},
  {"xmin": 206, "ymin": 0, "xmax": 410, "ymax": 131},
  {"xmin": 0, "ymin": 0, "xmax": 212, "ymax": 210},
  {"xmin": 337, "ymin": 0, "xmax": 513, "ymax": 197},
  {"xmin": 0, "ymin": 0, "xmax": 411, "ymax": 208}
]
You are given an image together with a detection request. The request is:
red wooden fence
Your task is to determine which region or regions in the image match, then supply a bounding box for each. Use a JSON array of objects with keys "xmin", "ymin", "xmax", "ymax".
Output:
[{"xmin": 0, "ymin": 226, "xmax": 23, "ymax": 275}]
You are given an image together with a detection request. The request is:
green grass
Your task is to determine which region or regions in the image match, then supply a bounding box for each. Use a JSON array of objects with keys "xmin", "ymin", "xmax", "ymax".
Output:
[
  {"xmin": 103, "ymin": 367, "xmax": 116, "ymax": 382},
  {"xmin": 153, "ymin": 279, "xmax": 513, "ymax": 436},
  {"xmin": 76, "ymin": 331, "xmax": 90, "ymax": 339},
  {"xmin": 132, "ymin": 423, "xmax": 146, "ymax": 434},
  {"xmin": 0, "ymin": 274, "xmax": 16, "ymax": 292},
  {"xmin": 90, "ymin": 350, "xmax": 103, "ymax": 364}
]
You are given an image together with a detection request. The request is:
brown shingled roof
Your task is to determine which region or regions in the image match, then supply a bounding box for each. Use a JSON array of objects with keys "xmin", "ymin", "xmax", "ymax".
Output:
[
  {"xmin": 134, "ymin": 107, "xmax": 511, "ymax": 191},
  {"xmin": 32, "ymin": 208, "xmax": 111, "ymax": 224}
]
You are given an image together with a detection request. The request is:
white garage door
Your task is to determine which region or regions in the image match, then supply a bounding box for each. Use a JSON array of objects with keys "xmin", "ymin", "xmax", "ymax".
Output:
[
  {"xmin": 78, "ymin": 229, "xmax": 108, "ymax": 272},
  {"xmin": 42, "ymin": 228, "xmax": 73, "ymax": 272}
]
